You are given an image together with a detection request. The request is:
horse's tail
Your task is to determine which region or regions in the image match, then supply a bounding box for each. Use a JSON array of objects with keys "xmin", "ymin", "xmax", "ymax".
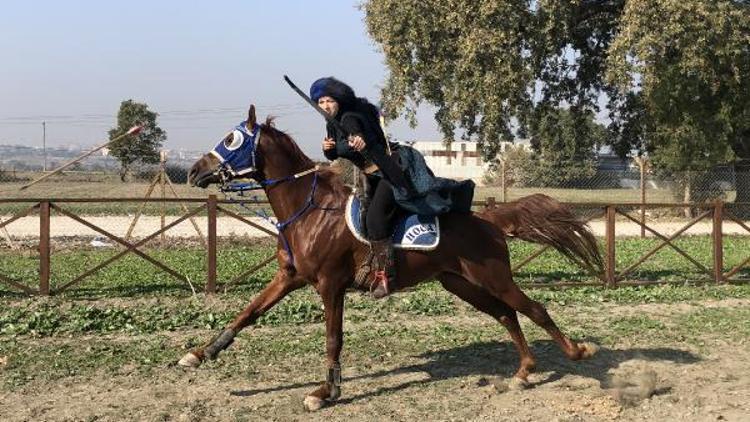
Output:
[{"xmin": 478, "ymin": 194, "xmax": 604, "ymax": 277}]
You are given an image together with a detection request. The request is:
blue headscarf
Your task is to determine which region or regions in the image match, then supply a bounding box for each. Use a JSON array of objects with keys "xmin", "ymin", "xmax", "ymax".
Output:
[{"xmin": 309, "ymin": 77, "xmax": 356, "ymax": 107}]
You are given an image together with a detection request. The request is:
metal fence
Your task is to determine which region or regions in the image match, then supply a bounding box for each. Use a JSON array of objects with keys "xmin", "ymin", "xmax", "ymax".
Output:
[
  {"xmin": 486, "ymin": 162, "xmax": 747, "ymax": 205},
  {"xmin": 3, "ymin": 162, "xmax": 748, "ymax": 206}
]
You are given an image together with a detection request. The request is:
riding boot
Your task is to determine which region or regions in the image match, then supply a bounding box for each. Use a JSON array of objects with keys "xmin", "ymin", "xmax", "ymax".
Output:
[{"xmin": 371, "ymin": 239, "xmax": 396, "ymax": 299}]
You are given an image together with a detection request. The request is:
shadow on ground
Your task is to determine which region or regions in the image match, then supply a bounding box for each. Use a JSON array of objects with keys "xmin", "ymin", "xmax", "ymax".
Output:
[{"xmin": 229, "ymin": 340, "xmax": 701, "ymax": 404}]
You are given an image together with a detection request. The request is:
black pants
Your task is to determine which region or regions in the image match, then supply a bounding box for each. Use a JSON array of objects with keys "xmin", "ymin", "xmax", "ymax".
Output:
[{"xmin": 366, "ymin": 176, "xmax": 400, "ymax": 241}]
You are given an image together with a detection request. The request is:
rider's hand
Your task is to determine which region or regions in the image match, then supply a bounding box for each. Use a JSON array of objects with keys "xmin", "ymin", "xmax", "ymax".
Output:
[
  {"xmin": 322, "ymin": 137, "xmax": 336, "ymax": 151},
  {"xmin": 347, "ymin": 135, "xmax": 366, "ymax": 152}
]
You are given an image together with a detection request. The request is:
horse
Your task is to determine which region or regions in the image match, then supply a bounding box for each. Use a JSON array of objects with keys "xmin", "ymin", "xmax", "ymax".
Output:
[{"xmin": 183, "ymin": 105, "xmax": 603, "ymax": 411}]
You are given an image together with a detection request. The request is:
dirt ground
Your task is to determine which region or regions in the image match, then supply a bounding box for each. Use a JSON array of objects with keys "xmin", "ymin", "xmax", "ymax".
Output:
[
  {"xmin": 1, "ymin": 298, "xmax": 749, "ymax": 421},
  {"xmin": 2, "ymin": 214, "xmax": 750, "ymax": 240}
]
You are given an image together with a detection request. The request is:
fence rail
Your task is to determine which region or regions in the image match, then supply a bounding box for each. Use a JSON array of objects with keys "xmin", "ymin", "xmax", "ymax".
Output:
[{"xmin": 0, "ymin": 196, "xmax": 748, "ymax": 295}]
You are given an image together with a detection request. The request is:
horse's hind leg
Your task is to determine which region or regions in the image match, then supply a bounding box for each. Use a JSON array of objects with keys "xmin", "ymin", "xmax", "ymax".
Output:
[
  {"xmin": 178, "ymin": 270, "xmax": 305, "ymax": 367},
  {"xmin": 439, "ymin": 273, "xmax": 535, "ymax": 385},
  {"xmin": 467, "ymin": 262, "xmax": 597, "ymax": 361}
]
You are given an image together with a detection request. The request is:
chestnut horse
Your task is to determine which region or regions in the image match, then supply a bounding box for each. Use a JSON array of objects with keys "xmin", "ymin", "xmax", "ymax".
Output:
[{"xmin": 183, "ymin": 106, "xmax": 602, "ymax": 411}]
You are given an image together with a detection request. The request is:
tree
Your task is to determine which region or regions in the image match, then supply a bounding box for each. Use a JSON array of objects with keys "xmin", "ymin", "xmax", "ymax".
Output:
[
  {"xmin": 363, "ymin": 0, "xmax": 621, "ymax": 157},
  {"xmin": 522, "ymin": 106, "xmax": 604, "ymax": 186},
  {"xmin": 108, "ymin": 100, "xmax": 166, "ymax": 181},
  {"xmin": 364, "ymin": 0, "xmax": 750, "ymax": 203},
  {"xmin": 606, "ymin": 0, "xmax": 750, "ymax": 203}
]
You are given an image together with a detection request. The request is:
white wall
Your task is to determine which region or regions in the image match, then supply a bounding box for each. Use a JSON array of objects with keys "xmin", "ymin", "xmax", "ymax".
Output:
[{"xmin": 409, "ymin": 140, "xmax": 527, "ymax": 185}]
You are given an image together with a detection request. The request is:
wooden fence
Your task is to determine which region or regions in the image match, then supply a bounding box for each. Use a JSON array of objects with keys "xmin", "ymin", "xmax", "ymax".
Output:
[{"xmin": 0, "ymin": 196, "xmax": 749, "ymax": 295}]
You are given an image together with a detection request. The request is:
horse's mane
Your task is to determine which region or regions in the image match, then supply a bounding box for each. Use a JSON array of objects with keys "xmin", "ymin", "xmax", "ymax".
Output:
[
  {"xmin": 260, "ymin": 116, "xmax": 315, "ymax": 168},
  {"xmin": 261, "ymin": 116, "xmax": 351, "ymax": 198}
]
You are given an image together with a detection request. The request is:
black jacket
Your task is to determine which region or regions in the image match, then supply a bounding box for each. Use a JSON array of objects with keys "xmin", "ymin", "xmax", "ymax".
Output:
[
  {"xmin": 323, "ymin": 109, "xmax": 413, "ymax": 192},
  {"xmin": 323, "ymin": 107, "xmax": 475, "ymax": 216},
  {"xmin": 323, "ymin": 111, "xmax": 383, "ymax": 169}
]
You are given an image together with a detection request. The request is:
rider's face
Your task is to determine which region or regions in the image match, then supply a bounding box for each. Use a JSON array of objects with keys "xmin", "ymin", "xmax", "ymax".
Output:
[{"xmin": 317, "ymin": 96, "xmax": 339, "ymax": 118}]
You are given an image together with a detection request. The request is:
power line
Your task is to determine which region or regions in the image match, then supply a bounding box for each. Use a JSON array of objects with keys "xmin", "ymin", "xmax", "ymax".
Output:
[{"xmin": 0, "ymin": 103, "xmax": 312, "ymax": 125}]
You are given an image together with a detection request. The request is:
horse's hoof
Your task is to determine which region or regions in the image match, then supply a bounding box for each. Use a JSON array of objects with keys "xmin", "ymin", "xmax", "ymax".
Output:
[
  {"xmin": 303, "ymin": 395, "xmax": 325, "ymax": 412},
  {"xmin": 178, "ymin": 352, "xmax": 201, "ymax": 368},
  {"xmin": 579, "ymin": 342, "xmax": 600, "ymax": 359},
  {"xmin": 508, "ymin": 376, "xmax": 529, "ymax": 391}
]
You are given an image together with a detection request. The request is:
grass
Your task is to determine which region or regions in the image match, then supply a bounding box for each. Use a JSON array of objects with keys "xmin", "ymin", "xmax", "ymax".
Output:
[
  {"xmin": 2, "ymin": 293, "xmax": 749, "ymax": 391},
  {"xmin": 2, "ymin": 276, "xmax": 750, "ymax": 339},
  {"xmin": 1, "ymin": 235, "xmax": 750, "ymax": 392},
  {"xmin": 0, "ymin": 178, "xmax": 235, "ymax": 216},
  {"xmin": 2, "ymin": 179, "xmax": 749, "ymax": 420},
  {"xmin": 475, "ymin": 186, "xmax": 679, "ymax": 204},
  {"xmin": 1, "ymin": 235, "xmax": 749, "ymax": 298},
  {"xmin": 0, "ymin": 335, "xmax": 179, "ymax": 389}
]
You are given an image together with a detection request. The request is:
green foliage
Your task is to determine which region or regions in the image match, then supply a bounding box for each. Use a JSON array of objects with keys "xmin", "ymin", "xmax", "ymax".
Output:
[
  {"xmin": 606, "ymin": 0, "xmax": 750, "ymax": 204},
  {"xmin": 108, "ymin": 100, "xmax": 166, "ymax": 182},
  {"xmin": 395, "ymin": 287, "xmax": 456, "ymax": 316},
  {"xmin": 363, "ymin": 0, "xmax": 617, "ymax": 155},
  {"xmin": 482, "ymin": 143, "xmax": 529, "ymax": 186},
  {"xmin": 365, "ymin": 0, "xmax": 750, "ymax": 200},
  {"xmin": 364, "ymin": 0, "xmax": 535, "ymax": 153},
  {"xmin": 2, "ymin": 233, "xmax": 750, "ymax": 388},
  {"xmin": 483, "ymin": 107, "xmax": 605, "ymax": 187},
  {"xmin": 2, "ymin": 236, "xmax": 749, "ymax": 299},
  {"xmin": 606, "ymin": 0, "xmax": 749, "ymax": 171},
  {"xmin": 0, "ymin": 295, "xmax": 323, "ymax": 337},
  {"xmin": 520, "ymin": 107, "xmax": 603, "ymax": 186}
]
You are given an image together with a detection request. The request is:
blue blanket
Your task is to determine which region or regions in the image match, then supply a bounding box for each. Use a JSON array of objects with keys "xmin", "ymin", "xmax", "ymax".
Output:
[{"xmin": 345, "ymin": 195, "xmax": 439, "ymax": 251}]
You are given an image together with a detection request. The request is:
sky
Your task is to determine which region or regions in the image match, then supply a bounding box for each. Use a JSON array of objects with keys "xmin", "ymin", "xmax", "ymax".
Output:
[{"xmin": 0, "ymin": 0, "xmax": 443, "ymax": 159}]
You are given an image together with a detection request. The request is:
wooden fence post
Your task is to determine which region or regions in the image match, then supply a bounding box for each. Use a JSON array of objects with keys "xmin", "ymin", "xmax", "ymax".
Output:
[
  {"xmin": 160, "ymin": 151, "xmax": 167, "ymax": 246},
  {"xmin": 206, "ymin": 195, "xmax": 217, "ymax": 293},
  {"xmin": 713, "ymin": 200, "xmax": 724, "ymax": 284},
  {"xmin": 500, "ymin": 158, "xmax": 507, "ymax": 203},
  {"xmin": 635, "ymin": 157, "xmax": 648, "ymax": 238},
  {"xmin": 39, "ymin": 201, "xmax": 51, "ymax": 295},
  {"xmin": 605, "ymin": 205, "xmax": 616, "ymax": 287}
]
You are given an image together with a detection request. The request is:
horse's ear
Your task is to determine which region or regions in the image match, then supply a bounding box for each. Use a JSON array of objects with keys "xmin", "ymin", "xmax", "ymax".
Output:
[{"xmin": 247, "ymin": 105, "xmax": 256, "ymax": 129}]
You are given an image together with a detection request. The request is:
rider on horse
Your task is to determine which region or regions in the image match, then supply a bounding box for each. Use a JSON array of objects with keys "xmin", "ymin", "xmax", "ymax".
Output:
[{"xmin": 311, "ymin": 77, "xmax": 476, "ymax": 298}]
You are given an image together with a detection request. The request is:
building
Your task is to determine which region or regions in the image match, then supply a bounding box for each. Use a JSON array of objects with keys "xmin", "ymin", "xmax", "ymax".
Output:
[{"xmin": 409, "ymin": 140, "xmax": 529, "ymax": 185}]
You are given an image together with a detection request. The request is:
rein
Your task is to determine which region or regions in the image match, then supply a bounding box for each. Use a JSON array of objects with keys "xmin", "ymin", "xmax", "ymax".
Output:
[{"xmin": 220, "ymin": 165, "xmax": 341, "ymax": 267}]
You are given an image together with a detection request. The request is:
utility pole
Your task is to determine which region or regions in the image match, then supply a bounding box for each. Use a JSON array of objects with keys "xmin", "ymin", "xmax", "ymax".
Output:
[{"xmin": 42, "ymin": 121, "xmax": 47, "ymax": 172}]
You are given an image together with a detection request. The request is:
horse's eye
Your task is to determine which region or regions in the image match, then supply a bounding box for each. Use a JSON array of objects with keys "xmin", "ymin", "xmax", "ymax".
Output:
[{"xmin": 224, "ymin": 130, "xmax": 244, "ymax": 150}]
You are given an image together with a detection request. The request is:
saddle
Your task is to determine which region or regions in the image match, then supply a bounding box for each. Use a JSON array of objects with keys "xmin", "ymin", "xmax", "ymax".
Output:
[{"xmin": 344, "ymin": 195, "xmax": 440, "ymax": 251}]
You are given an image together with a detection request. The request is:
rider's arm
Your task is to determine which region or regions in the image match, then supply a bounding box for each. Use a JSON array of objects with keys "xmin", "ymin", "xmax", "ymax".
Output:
[
  {"xmin": 340, "ymin": 115, "xmax": 368, "ymax": 152},
  {"xmin": 323, "ymin": 124, "xmax": 339, "ymax": 161}
]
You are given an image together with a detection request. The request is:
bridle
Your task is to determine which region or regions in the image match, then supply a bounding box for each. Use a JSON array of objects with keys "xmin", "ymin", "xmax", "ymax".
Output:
[{"xmin": 214, "ymin": 128, "xmax": 340, "ymax": 267}]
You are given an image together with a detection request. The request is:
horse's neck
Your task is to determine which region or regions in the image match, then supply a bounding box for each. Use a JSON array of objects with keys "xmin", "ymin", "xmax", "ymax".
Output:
[
  {"xmin": 262, "ymin": 155, "xmax": 317, "ymax": 223},
  {"xmin": 259, "ymin": 130, "xmax": 346, "ymax": 226},
  {"xmin": 264, "ymin": 167, "xmax": 347, "ymax": 229}
]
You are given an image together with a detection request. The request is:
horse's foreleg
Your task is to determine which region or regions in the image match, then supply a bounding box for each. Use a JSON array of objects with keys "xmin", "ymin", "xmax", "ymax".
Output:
[
  {"xmin": 439, "ymin": 273, "xmax": 535, "ymax": 387},
  {"xmin": 178, "ymin": 270, "xmax": 305, "ymax": 367},
  {"xmin": 303, "ymin": 285, "xmax": 345, "ymax": 411}
]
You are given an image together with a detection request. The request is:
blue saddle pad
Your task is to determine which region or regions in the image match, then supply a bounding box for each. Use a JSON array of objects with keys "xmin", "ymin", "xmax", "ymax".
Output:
[{"xmin": 345, "ymin": 195, "xmax": 440, "ymax": 250}]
